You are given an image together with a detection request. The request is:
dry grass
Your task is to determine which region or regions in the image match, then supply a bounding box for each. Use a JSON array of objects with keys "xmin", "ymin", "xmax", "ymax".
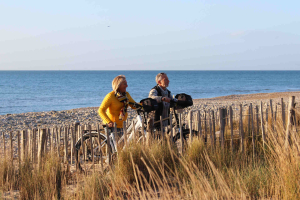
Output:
[{"xmin": 2, "ymin": 114, "xmax": 300, "ymax": 199}]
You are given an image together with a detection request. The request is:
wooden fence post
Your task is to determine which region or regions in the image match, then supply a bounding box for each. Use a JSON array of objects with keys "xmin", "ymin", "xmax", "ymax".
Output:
[
  {"xmin": 204, "ymin": 110, "xmax": 207, "ymax": 142},
  {"xmin": 88, "ymin": 125, "xmax": 94, "ymax": 169},
  {"xmin": 105, "ymin": 125, "xmax": 112, "ymax": 166},
  {"xmin": 28, "ymin": 129, "xmax": 32, "ymax": 161},
  {"xmin": 17, "ymin": 131, "xmax": 21, "ymax": 165},
  {"xmin": 285, "ymin": 96, "xmax": 296, "ymax": 148},
  {"xmin": 160, "ymin": 116, "xmax": 164, "ymax": 142},
  {"xmin": 212, "ymin": 110, "xmax": 216, "ymax": 148},
  {"xmin": 270, "ymin": 99, "xmax": 274, "ymax": 131},
  {"xmin": 169, "ymin": 113, "xmax": 173, "ymax": 144},
  {"xmin": 229, "ymin": 106, "xmax": 234, "ymax": 152},
  {"xmin": 248, "ymin": 106, "xmax": 251, "ymax": 137},
  {"xmin": 260, "ymin": 102, "xmax": 266, "ymax": 147},
  {"xmin": 132, "ymin": 120, "xmax": 136, "ymax": 142},
  {"xmin": 266, "ymin": 104, "xmax": 268, "ymax": 136},
  {"xmin": 3, "ymin": 132, "xmax": 6, "ymax": 159},
  {"xmin": 209, "ymin": 111, "xmax": 213, "ymax": 147},
  {"xmin": 10, "ymin": 131, "xmax": 13, "ymax": 163},
  {"xmin": 197, "ymin": 110, "xmax": 202, "ymax": 139},
  {"xmin": 281, "ymin": 98, "xmax": 286, "ymax": 128},
  {"xmin": 96, "ymin": 124, "xmax": 103, "ymax": 170},
  {"xmin": 38, "ymin": 129, "xmax": 47, "ymax": 169},
  {"xmin": 189, "ymin": 110, "xmax": 193, "ymax": 144},
  {"xmin": 220, "ymin": 108, "xmax": 226, "ymax": 149},
  {"xmin": 64, "ymin": 126, "xmax": 68, "ymax": 163},
  {"xmin": 256, "ymin": 106, "xmax": 259, "ymax": 136},
  {"xmin": 21, "ymin": 130, "xmax": 27, "ymax": 161},
  {"xmin": 250, "ymin": 103, "xmax": 255, "ymax": 157},
  {"xmin": 33, "ymin": 129, "xmax": 37, "ymax": 163},
  {"xmin": 123, "ymin": 121, "xmax": 127, "ymax": 146},
  {"xmin": 80, "ymin": 125, "xmax": 85, "ymax": 168},
  {"xmin": 70, "ymin": 127, "xmax": 74, "ymax": 166},
  {"xmin": 179, "ymin": 113, "xmax": 184, "ymax": 154},
  {"xmin": 239, "ymin": 104, "xmax": 244, "ymax": 153}
]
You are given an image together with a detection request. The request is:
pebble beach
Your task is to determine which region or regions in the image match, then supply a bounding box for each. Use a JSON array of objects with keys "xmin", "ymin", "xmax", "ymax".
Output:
[{"xmin": 1, "ymin": 91, "xmax": 300, "ymax": 135}]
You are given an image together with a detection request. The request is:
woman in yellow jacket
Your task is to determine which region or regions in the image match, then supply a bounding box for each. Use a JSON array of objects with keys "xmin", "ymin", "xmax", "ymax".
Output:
[{"xmin": 98, "ymin": 75, "xmax": 137, "ymax": 135}]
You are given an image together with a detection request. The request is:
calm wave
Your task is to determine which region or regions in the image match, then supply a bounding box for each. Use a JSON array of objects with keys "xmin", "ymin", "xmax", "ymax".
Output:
[{"xmin": 1, "ymin": 71, "xmax": 300, "ymax": 115}]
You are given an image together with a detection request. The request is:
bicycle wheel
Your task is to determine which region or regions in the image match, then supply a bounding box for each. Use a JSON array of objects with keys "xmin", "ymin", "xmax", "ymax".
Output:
[{"xmin": 75, "ymin": 131, "xmax": 110, "ymax": 171}]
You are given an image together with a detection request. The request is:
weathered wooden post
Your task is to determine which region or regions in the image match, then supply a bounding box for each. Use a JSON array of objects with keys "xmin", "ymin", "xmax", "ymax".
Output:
[
  {"xmin": 189, "ymin": 110, "xmax": 193, "ymax": 144},
  {"xmin": 141, "ymin": 116, "xmax": 145, "ymax": 143},
  {"xmin": 229, "ymin": 106, "xmax": 234, "ymax": 152},
  {"xmin": 28, "ymin": 129, "xmax": 32, "ymax": 161},
  {"xmin": 56, "ymin": 127, "xmax": 60, "ymax": 156},
  {"xmin": 2, "ymin": 132, "xmax": 6, "ymax": 158},
  {"xmin": 160, "ymin": 116, "xmax": 164, "ymax": 141},
  {"xmin": 260, "ymin": 102, "xmax": 266, "ymax": 147},
  {"xmin": 75, "ymin": 121, "xmax": 80, "ymax": 141},
  {"xmin": 44, "ymin": 128, "xmax": 48, "ymax": 154},
  {"xmin": 204, "ymin": 110, "xmax": 207, "ymax": 142},
  {"xmin": 256, "ymin": 106, "xmax": 259, "ymax": 136},
  {"xmin": 64, "ymin": 126, "xmax": 68, "ymax": 163},
  {"xmin": 239, "ymin": 104, "xmax": 244, "ymax": 153},
  {"xmin": 96, "ymin": 124, "xmax": 103, "ymax": 170},
  {"xmin": 38, "ymin": 129, "xmax": 47, "ymax": 169},
  {"xmin": 285, "ymin": 96, "xmax": 296, "ymax": 148},
  {"xmin": 281, "ymin": 98, "xmax": 286, "ymax": 128},
  {"xmin": 70, "ymin": 127, "xmax": 74, "ymax": 166},
  {"xmin": 211, "ymin": 110, "xmax": 216, "ymax": 148},
  {"xmin": 169, "ymin": 113, "xmax": 173, "ymax": 144},
  {"xmin": 266, "ymin": 104, "xmax": 268, "ymax": 136},
  {"xmin": 50, "ymin": 128, "xmax": 54, "ymax": 153},
  {"xmin": 10, "ymin": 131, "xmax": 13, "ymax": 163},
  {"xmin": 33, "ymin": 129, "xmax": 37, "ymax": 163},
  {"xmin": 18, "ymin": 131, "xmax": 21, "ymax": 165},
  {"xmin": 275, "ymin": 104, "xmax": 277, "ymax": 122},
  {"xmin": 219, "ymin": 108, "xmax": 226, "ymax": 149},
  {"xmin": 21, "ymin": 130, "xmax": 27, "ymax": 161},
  {"xmin": 248, "ymin": 106, "xmax": 251, "ymax": 137},
  {"xmin": 179, "ymin": 113, "xmax": 184, "ymax": 154},
  {"xmin": 123, "ymin": 121, "xmax": 127, "ymax": 146},
  {"xmin": 105, "ymin": 125, "xmax": 112, "ymax": 166},
  {"xmin": 197, "ymin": 110, "xmax": 202, "ymax": 139},
  {"xmin": 250, "ymin": 103, "xmax": 255, "ymax": 157},
  {"xmin": 146, "ymin": 118, "xmax": 151, "ymax": 146},
  {"xmin": 132, "ymin": 120, "xmax": 136, "ymax": 142},
  {"xmin": 209, "ymin": 111, "xmax": 213, "ymax": 147},
  {"xmin": 270, "ymin": 99, "xmax": 274, "ymax": 131},
  {"xmin": 88, "ymin": 125, "xmax": 94, "ymax": 169}
]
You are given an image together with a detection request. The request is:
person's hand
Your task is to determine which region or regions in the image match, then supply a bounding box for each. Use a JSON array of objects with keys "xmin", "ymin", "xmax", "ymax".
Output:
[
  {"xmin": 108, "ymin": 122, "xmax": 114, "ymax": 128},
  {"xmin": 162, "ymin": 97, "xmax": 171, "ymax": 103}
]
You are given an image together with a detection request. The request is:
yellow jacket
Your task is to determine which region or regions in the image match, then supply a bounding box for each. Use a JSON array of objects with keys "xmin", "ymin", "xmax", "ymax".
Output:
[{"xmin": 98, "ymin": 91, "xmax": 136, "ymax": 128}]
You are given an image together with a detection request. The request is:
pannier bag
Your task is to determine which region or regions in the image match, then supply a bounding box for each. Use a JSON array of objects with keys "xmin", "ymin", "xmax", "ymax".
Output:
[
  {"xmin": 140, "ymin": 98, "xmax": 158, "ymax": 112},
  {"xmin": 175, "ymin": 93, "xmax": 193, "ymax": 109}
]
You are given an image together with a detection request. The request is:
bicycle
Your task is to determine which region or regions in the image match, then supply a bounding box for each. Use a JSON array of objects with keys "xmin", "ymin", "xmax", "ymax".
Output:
[{"xmin": 75, "ymin": 99, "xmax": 191, "ymax": 172}]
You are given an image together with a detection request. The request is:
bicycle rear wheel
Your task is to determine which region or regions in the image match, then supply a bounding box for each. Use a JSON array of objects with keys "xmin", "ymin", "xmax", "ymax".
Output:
[{"xmin": 75, "ymin": 131, "xmax": 110, "ymax": 171}]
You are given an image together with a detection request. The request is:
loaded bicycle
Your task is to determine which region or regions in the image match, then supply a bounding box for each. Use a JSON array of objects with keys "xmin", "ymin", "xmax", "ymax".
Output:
[{"xmin": 75, "ymin": 94, "xmax": 193, "ymax": 171}]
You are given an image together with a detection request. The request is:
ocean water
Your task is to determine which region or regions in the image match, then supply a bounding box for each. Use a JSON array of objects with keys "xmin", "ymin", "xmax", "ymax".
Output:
[{"xmin": 0, "ymin": 71, "xmax": 300, "ymax": 115}]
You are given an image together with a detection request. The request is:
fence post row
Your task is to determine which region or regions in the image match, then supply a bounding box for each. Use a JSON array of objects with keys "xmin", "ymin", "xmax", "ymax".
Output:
[{"xmin": 2, "ymin": 96, "xmax": 299, "ymax": 170}]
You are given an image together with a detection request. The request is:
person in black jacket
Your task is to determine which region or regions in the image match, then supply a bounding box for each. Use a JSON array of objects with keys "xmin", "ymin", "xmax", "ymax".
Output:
[{"xmin": 148, "ymin": 72, "xmax": 177, "ymax": 129}]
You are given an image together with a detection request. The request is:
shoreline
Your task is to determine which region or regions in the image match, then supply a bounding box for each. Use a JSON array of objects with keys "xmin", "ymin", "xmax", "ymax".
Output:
[{"xmin": 1, "ymin": 91, "xmax": 300, "ymax": 133}]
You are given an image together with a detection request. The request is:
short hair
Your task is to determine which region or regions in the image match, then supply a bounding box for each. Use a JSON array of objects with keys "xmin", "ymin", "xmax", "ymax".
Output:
[
  {"xmin": 112, "ymin": 75, "xmax": 126, "ymax": 93},
  {"xmin": 155, "ymin": 72, "xmax": 167, "ymax": 84}
]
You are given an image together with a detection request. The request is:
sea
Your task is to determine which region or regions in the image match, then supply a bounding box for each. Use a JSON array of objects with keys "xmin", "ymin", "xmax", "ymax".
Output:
[{"xmin": 1, "ymin": 71, "xmax": 300, "ymax": 115}]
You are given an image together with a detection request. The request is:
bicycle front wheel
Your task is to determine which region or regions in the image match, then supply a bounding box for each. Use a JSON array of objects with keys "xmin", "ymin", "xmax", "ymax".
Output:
[{"xmin": 75, "ymin": 131, "xmax": 110, "ymax": 171}]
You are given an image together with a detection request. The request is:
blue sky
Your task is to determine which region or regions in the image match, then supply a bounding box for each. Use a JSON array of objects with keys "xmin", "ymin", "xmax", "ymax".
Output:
[{"xmin": 1, "ymin": 0, "xmax": 300, "ymax": 70}]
